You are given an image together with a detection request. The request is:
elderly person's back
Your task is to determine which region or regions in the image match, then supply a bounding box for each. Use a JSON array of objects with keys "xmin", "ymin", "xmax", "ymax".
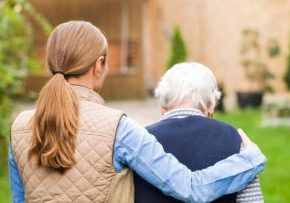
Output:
[{"xmin": 134, "ymin": 62, "xmax": 264, "ymax": 203}]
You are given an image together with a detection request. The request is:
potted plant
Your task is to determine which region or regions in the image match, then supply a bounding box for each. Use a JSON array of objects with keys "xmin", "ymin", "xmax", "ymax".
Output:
[
  {"xmin": 263, "ymin": 100, "xmax": 290, "ymax": 127},
  {"xmin": 237, "ymin": 28, "xmax": 280, "ymax": 108}
]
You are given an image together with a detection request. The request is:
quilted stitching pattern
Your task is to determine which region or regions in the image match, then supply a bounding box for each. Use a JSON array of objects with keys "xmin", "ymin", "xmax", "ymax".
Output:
[{"xmin": 11, "ymin": 87, "xmax": 132, "ymax": 203}]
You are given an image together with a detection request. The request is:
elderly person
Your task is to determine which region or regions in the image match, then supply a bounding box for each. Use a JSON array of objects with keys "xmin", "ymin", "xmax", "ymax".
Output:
[
  {"xmin": 134, "ymin": 62, "xmax": 264, "ymax": 203},
  {"xmin": 9, "ymin": 21, "xmax": 265, "ymax": 203}
]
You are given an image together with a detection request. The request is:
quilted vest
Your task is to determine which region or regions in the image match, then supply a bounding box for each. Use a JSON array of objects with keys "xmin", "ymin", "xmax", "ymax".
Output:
[{"xmin": 11, "ymin": 85, "xmax": 134, "ymax": 203}]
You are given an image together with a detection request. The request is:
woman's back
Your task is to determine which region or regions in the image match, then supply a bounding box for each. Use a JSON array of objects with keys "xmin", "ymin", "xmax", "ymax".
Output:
[{"xmin": 11, "ymin": 85, "xmax": 133, "ymax": 203}]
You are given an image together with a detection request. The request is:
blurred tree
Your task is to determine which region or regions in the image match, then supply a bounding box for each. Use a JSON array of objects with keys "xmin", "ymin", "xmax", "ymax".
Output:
[
  {"xmin": 285, "ymin": 35, "xmax": 290, "ymax": 90},
  {"xmin": 0, "ymin": 0, "xmax": 51, "ymax": 170},
  {"xmin": 268, "ymin": 38, "xmax": 280, "ymax": 58},
  {"xmin": 167, "ymin": 26, "xmax": 187, "ymax": 69}
]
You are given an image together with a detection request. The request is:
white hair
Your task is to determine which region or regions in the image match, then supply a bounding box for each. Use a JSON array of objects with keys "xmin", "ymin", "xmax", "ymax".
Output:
[{"xmin": 155, "ymin": 62, "xmax": 221, "ymax": 111}]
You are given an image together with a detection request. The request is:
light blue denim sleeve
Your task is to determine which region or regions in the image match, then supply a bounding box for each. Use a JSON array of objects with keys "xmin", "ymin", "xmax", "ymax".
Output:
[
  {"xmin": 113, "ymin": 116, "xmax": 266, "ymax": 203},
  {"xmin": 9, "ymin": 145, "xmax": 25, "ymax": 203}
]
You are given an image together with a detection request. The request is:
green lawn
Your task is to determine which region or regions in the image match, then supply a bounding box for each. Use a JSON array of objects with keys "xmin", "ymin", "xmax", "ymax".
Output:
[
  {"xmin": 215, "ymin": 109, "xmax": 290, "ymax": 202},
  {"xmin": 0, "ymin": 109, "xmax": 289, "ymax": 202},
  {"xmin": 0, "ymin": 171, "xmax": 10, "ymax": 203}
]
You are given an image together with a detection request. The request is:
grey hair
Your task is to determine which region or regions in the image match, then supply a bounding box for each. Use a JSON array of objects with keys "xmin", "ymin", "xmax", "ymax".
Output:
[{"xmin": 155, "ymin": 62, "xmax": 221, "ymax": 111}]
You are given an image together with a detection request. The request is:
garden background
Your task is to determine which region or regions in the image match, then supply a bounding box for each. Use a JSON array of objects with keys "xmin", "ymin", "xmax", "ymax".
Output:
[{"xmin": 1, "ymin": 0, "xmax": 290, "ymax": 202}]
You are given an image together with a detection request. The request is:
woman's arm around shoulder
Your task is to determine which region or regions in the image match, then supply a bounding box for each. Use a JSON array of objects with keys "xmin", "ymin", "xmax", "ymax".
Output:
[{"xmin": 113, "ymin": 116, "xmax": 266, "ymax": 203}]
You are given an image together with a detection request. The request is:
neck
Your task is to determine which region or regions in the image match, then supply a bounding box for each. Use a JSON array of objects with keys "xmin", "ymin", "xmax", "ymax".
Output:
[
  {"xmin": 67, "ymin": 77, "xmax": 94, "ymax": 90},
  {"xmin": 163, "ymin": 103, "xmax": 200, "ymax": 112},
  {"xmin": 168, "ymin": 103, "xmax": 195, "ymax": 111}
]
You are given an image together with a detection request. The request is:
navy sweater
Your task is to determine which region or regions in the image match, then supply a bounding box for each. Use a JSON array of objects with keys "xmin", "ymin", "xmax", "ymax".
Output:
[{"xmin": 134, "ymin": 115, "xmax": 241, "ymax": 203}]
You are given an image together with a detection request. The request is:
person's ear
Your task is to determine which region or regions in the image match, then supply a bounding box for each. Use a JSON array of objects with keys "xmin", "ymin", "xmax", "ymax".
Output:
[
  {"xmin": 207, "ymin": 107, "xmax": 215, "ymax": 118},
  {"xmin": 97, "ymin": 55, "xmax": 106, "ymax": 67},
  {"xmin": 161, "ymin": 105, "xmax": 168, "ymax": 115},
  {"xmin": 93, "ymin": 56, "xmax": 105, "ymax": 78}
]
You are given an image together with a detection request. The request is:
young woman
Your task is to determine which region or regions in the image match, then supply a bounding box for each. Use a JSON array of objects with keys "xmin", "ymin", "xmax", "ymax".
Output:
[{"xmin": 9, "ymin": 21, "xmax": 265, "ymax": 203}]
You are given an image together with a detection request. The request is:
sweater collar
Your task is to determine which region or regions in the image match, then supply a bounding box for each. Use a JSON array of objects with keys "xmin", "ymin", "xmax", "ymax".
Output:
[
  {"xmin": 161, "ymin": 108, "xmax": 205, "ymax": 120},
  {"xmin": 71, "ymin": 84, "xmax": 105, "ymax": 105}
]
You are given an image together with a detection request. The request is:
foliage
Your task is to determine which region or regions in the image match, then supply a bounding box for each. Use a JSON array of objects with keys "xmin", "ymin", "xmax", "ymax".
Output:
[
  {"xmin": 267, "ymin": 39, "xmax": 280, "ymax": 57},
  {"xmin": 0, "ymin": 0, "xmax": 51, "ymax": 141},
  {"xmin": 0, "ymin": 0, "xmax": 52, "ymax": 185},
  {"xmin": 240, "ymin": 28, "xmax": 280, "ymax": 92},
  {"xmin": 285, "ymin": 32, "xmax": 290, "ymax": 90},
  {"xmin": 285, "ymin": 61, "xmax": 290, "ymax": 90},
  {"xmin": 167, "ymin": 26, "xmax": 187, "ymax": 69},
  {"xmin": 0, "ymin": 3, "xmax": 52, "ymax": 196}
]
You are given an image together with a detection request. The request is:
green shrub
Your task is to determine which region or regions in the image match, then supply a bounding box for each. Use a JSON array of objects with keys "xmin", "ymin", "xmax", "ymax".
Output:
[
  {"xmin": 0, "ymin": 0, "xmax": 51, "ymax": 173},
  {"xmin": 0, "ymin": 1, "xmax": 32, "ymax": 141},
  {"xmin": 0, "ymin": 0, "xmax": 51, "ymax": 141},
  {"xmin": 285, "ymin": 34, "xmax": 290, "ymax": 89},
  {"xmin": 167, "ymin": 26, "xmax": 187, "ymax": 69}
]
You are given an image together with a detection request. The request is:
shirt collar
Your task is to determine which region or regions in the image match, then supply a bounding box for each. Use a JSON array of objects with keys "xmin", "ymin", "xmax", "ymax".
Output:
[
  {"xmin": 71, "ymin": 84, "xmax": 105, "ymax": 105},
  {"xmin": 161, "ymin": 108, "xmax": 205, "ymax": 120}
]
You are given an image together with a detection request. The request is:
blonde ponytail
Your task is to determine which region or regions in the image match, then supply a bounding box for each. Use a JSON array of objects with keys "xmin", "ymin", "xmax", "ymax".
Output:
[
  {"xmin": 28, "ymin": 21, "xmax": 108, "ymax": 170},
  {"xmin": 29, "ymin": 74, "xmax": 79, "ymax": 169}
]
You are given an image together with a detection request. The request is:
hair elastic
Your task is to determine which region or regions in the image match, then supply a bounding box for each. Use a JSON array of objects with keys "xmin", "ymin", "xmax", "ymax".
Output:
[{"xmin": 53, "ymin": 71, "xmax": 65, "ymax": 76}]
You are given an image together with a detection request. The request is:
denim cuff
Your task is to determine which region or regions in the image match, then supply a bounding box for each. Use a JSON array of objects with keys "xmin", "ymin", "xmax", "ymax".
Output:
[{"xmin": 241, "ymin": 146, "xmax": 267, "ymax": 171}]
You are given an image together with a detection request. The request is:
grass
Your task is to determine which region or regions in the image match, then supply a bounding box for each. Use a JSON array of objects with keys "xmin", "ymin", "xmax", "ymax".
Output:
[
  {"xmin": 0, "ymin": 171, "xmax": 10, "ymax": 203},
  {"xmin": 0, "ymin": 140, "xmax": 11, "ymax": 203},
  {"xmin": 0, "ymin": 108, "xmax": 289, "ymax": 202},
  {"xmin": 215, "ymin": 109, "xmax": 290, "ymax": 202}
]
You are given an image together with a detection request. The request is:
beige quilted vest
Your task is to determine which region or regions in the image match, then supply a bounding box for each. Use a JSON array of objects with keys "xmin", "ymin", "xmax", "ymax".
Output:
[{"xmin": 11, "ymin": 85, "xmax": 134, "ymax": 203}]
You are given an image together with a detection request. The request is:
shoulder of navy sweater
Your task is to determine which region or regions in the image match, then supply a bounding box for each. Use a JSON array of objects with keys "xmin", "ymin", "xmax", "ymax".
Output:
[{"xmin": 146, "ymin": 115, "xmax": 241, "ymax": 143}]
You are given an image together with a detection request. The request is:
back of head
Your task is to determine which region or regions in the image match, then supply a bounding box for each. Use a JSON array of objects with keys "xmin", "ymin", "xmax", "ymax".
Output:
[
  {"xmin": 155, "ymin": 62, "xmax": 221, "ymax": 112},
  {"xmin": 29, "ymin": 21, "xmax": 108, "ymax": 170},
  {"xmin": 46, "ymin": 21, "xmax": 108, "ymax": 75}
]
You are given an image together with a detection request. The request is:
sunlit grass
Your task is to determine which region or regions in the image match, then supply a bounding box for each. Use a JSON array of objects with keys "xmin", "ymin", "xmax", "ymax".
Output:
[
  {"xmin": 0, "ymin": 171, "xmax": 10, "ymax": 203},
  {"xmin": 215, "ymin": 109, "xmax": 290, "ymax": 202}
]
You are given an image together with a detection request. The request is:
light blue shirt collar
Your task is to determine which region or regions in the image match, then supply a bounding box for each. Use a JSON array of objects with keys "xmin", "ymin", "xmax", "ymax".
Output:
[{"xmin": 161, "ymin": 108, "xmax": 205, "ymax": 120}]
